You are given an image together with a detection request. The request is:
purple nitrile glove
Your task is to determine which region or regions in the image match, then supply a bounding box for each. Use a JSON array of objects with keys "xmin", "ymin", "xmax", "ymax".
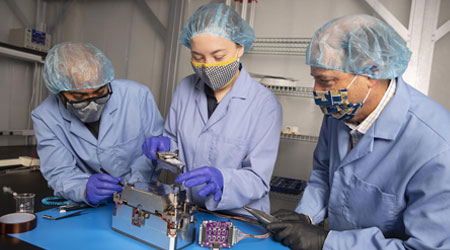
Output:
[
  {"xmin": 85, "ymin": 174, "xmax": 122, "ymax": 205},
  {"xmin": 142, "ymin": 136, "xmax": 171, "ymax": 160},
  {"xmin": 175, "ymin": 166, "xmax": 224, "ymax": 202}
]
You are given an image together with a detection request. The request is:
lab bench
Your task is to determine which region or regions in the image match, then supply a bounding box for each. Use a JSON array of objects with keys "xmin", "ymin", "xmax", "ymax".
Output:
[
  {"xmin": 0, "ymin": 146, "xmax": 289, "ymax": 250},
  {"xmin": 0, "ymin": 146, "xmax": 52, "ymax": 250}
]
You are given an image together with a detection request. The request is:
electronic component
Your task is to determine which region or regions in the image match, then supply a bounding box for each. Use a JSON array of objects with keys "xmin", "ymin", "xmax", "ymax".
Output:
[
  {"xmin": 112, "ymin": 151, "xmax": 197, "ymax": 250},
  {"xmin": 9, "ymin": 28, "xmax": 51, "ymax": 52},
  {"xmin": 154, "ymin": 151, "xmax": 184, "ymax": 187},
  {"xmin": 199, "ymin": 221, "xmax": 238, "ymax": 249},
  {"xmin": 198, "ymin": 220, "xmax": 270, "ymax": 250},
  {"xmin": 270, "ymin": 176, "xmax": 307, "ymax": 195}
]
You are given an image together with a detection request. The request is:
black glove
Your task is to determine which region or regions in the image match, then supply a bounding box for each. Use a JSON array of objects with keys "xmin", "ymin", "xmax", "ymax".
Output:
[
  {"xmin": 272, "ymin": 209, "xmax": 311, "ymax": 224},
  {"xmin": 266, "ymin": 219, "xmax": 328, "ymax": 250}
]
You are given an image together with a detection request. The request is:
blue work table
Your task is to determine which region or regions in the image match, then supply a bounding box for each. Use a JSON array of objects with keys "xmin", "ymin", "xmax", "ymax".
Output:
[{"xmin": 9, "ymin": 204, "xmax": 289, "ymax": 250}]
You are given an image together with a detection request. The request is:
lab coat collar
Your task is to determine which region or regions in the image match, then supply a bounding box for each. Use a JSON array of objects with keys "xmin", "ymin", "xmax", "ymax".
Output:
[
  {"xmin": 227, "ymin": 64, "xmax": 251, "ymax": 99},
  {"xmin": 338, "ymin": 77, "xmax": 410, "ymax": 166},
  {"xmin": 194, "ymin": 77, "xmax": 209, "ymax": 126},
  {"xmin": 97, "ymin": 86, "xmax": 119, "ymax": 143},
  {"xmin": 58, "ymin": 95, "xmax": 97, "ymax": 145},
  {"xmin": 371, "ymin": 77, "xmax": 410, "ymax": 140}
]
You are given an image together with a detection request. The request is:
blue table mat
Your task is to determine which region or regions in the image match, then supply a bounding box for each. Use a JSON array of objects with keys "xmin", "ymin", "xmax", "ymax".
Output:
[{"xmin": 9, "ymin": 204, "xmax": 288, "ymax": 250}]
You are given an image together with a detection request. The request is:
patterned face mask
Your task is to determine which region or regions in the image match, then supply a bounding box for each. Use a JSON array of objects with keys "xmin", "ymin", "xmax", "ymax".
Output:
[
  {"xmin": 313, "ymin": 75, "xmax": 371, "ymax": 120},
  {"xmin": 191, "ymin": 57, "xmax": 240, "ymax": 91}
]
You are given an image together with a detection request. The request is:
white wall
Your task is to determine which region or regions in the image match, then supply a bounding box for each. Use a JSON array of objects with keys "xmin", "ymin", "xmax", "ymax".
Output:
[
  {"xmin": 47, "ymin": 0, "xmax": 169, "ymax": 105},
  {"xmin": 429, "ymin": 0, "xmax": 450, "ymax": 111},
  {"xmin": 1, "ymin": 0, "xmax": 449, "ymax": 181},
  {"xmin": 0, "ymin": 0, "xmax": 38, "ymax": 146},
  {"xmin": 0, "ymin": 0, "xmax": 169, "ymax": 146}
]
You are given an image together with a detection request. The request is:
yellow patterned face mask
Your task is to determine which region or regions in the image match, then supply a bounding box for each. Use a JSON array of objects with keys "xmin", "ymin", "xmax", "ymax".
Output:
[
  {"xmin": 191, "ymin": 57, "xmax": 240, "ymax": 90},
  {"xmin": 313, "ymin": 75, "xmax": 371, "ymax": 120}
]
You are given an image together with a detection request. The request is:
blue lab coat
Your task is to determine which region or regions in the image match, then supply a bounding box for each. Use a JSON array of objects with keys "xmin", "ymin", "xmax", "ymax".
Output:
[
  {"xmin": 165, "ymin": 66, "xmax": 282, "ymax": 215},
  {"xmin": 296, "ymin": 77, "xmax": 450, "ymax": 249},
  {"xmin": 32, "ymin": 79, "xmax": 164, "ymax": 202}
]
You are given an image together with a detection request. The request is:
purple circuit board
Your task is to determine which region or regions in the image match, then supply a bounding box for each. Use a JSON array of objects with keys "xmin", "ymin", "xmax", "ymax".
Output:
[{"xmin": 199, "ymin": 220, "xmax": 235, "ymax": 249}]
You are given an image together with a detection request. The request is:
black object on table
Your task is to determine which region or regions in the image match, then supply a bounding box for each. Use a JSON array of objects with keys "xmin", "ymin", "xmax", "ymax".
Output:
[
  {"xmin": 270, "ymin": 176, "xmax": 307, "ymax": 195},
  {"xmin": 0, "ymin": 146, "xmax": 54, "ymax": 250},
  {"xmin": 243, "ymin": 206, "xmax": 281, "ymax": 225}
]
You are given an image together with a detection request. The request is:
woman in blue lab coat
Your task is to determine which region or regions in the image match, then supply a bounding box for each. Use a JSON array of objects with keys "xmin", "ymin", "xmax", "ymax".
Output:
[
  {"xmin": 143, "ymin": 3, "xmax": 282, "ymax": 215},
  {"xmin": 32, "ymin": 42, "xmax": 164, "ymax": 205}
]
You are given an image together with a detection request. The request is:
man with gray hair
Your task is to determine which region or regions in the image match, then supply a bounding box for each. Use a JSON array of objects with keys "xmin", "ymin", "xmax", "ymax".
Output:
[
  {"xmin": 32, "ymin": 42, "xmax": 164, "ymax": 205},
  {"xmin": 267, "ymin": 14, "xmax": 450, "ymax": 250}
]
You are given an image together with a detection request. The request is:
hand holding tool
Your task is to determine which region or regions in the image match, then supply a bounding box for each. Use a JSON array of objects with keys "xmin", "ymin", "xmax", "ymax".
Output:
[{"xmin": 243, "ymin": 206, "xmax": 281, "ymax": 225}]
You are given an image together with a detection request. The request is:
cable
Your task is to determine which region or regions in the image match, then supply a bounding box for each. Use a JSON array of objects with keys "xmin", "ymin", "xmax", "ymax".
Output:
[
  {"xmin": 198, "ymin": 207, "xmax": 259, "ymax": 224},
  {"xmin": 159, "ymin": 215, "xmax": 177, "ymax": 237},
  {"xmin": 199, "ymin": 219, "xmax": 270, "ymax": 248},
  {"xmin": 41, "ymin": 196, "xmax": 72, "ymax": 206},
  {"xmin": 237, "ymin": 229, "xmax": 270, "ymax": 241}
]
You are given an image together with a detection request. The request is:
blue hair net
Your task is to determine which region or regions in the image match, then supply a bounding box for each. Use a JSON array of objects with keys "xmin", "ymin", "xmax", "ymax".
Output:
[
  {"xmin": 306, "ymin": 14, "xmax": 411, "ymax": 79},
  {"xmin": 179, "ymin": 3, "xmax": 255, "ymax": 52},
  {"xmin": 43, "ymin": 42, "xmax": 114, "ymax": 94}
]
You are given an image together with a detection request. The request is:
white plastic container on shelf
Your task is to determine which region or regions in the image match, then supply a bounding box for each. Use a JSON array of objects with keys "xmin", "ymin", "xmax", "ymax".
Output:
[
  {"xmin": 282, "ymin": 125, "xmax": 299, "ymax": 135},
  {"xmin": 260, "ymin": 76, "xmax": 298, "ymax": 87}
]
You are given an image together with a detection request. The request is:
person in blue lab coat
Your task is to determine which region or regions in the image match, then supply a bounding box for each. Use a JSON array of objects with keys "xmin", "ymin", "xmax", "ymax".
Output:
[
  {"xmin": 265, "ymin": 14, "xmax": 450, "ymax": 250},
  {"xmin": 142, "ymin": 3, "xmax": 282, "ymax": 215},
  {"xmin": 32, "ymin": 42, "xmax": 164, "ymax": 205}
]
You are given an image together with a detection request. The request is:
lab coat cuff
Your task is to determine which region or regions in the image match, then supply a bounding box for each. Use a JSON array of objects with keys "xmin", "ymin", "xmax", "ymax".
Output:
[
  {"xmin": 169, "ymin": 142, "xmax": 178, "ymax": 152},
  {"xmin": 83, "ymin": 192, "xmax": 99, "ymax": 207},
  {"xmin": 205, "ymin": 196, "xmax": 219, "ymax": 210},
  {"xmin": 321, "ymin": 230, "xmax": 335, "ymax": 250},
  {"xmin": 77, "ymin": 180, "xmax": 94, "ymax": 205},
  {"xmin": 306, "ymin": 214, "xmax": 313, "ymax": 224},
  {"xmin": 295, "ymin": 203, "xmax": 325, "ymax": 225},
  {"xmin": 128, "ymin": 156, "xmax": 154, "ymax": 184}
]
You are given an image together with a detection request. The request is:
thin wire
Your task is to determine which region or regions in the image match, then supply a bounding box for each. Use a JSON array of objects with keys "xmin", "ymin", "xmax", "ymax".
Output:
[
  {"xmin": 198, "ymin": 208, "xmax": 271, "ymax": 245},
  {"xmin": 237, "ymin": 229, "xmax": 270, "ymax": 243},
  {"xmin": 239, "ymin": 229, "xmax": 270, "ymax": 239},
  {"xmin": 198, "ymin": 207, "xmax": 259, "ymax": 224}
]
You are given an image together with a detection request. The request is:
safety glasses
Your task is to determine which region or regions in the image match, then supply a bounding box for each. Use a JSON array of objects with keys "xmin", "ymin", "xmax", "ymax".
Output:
[{"xmin": 61, "ymin": 83, "xmax": 113, "ymax": 109}]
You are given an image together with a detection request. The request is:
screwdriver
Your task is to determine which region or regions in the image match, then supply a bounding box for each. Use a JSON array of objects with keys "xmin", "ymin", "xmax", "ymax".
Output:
[{"xmin": 99, "ymin": 168, "xmax": 123, "ymax": 187}]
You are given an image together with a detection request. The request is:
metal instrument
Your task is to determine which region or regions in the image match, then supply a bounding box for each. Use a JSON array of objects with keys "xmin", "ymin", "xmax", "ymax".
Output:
[
  {"xmin": 42, "ymin": 211, "xmax": 88, "ymax": 220},
  {"xmin": 243, "ymin": 206, "xmax": 280, "ymax": 225},
  {"xmin": 58, "ymin": 203, "xmax": 103, "ymax": 213},
  {"xmin": 198, "ymin": 220, "xmax": 239, "ymax": 249},
  {"xmin": 100, "ymin": 167, "xmax": 123, "ymax": 186},
  {"xmin": 112, "ymin": 151, "xmax": 197, "ymax": 250}
]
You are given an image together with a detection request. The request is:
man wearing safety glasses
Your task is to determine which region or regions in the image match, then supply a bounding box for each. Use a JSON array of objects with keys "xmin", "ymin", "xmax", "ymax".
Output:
[{"xmin": 32, "ymin": 42, "xmax": 164, "ymax": 205}]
